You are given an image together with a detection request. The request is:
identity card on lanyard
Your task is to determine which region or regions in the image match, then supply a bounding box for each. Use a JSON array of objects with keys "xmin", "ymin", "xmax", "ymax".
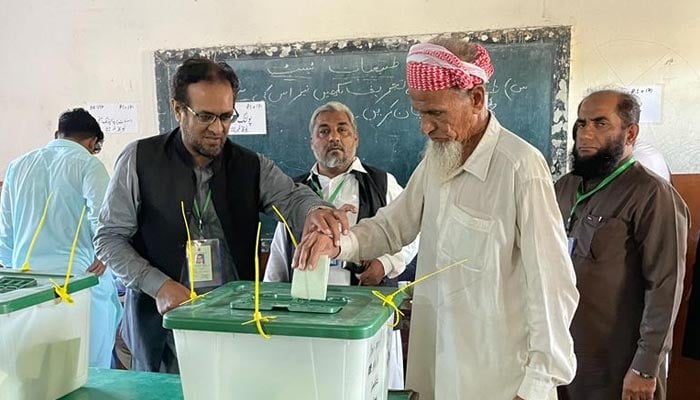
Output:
[{"xmin": 185, "ymin": 190, "xmax": 223, "ymax": 288}]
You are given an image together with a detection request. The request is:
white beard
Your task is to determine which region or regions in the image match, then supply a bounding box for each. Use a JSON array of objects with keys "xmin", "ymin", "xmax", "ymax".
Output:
[
  {"xmin": 313, "ymin": 147, "xmax": 349, "ymax": 170},
  {"xmin": 424, "ymin": 140, "xmax": 464, "ymax": 179}
]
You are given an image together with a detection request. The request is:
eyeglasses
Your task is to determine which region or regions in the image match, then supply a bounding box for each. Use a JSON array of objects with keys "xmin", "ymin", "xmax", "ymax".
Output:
[
  {"xmin": 183, "ymin": 103, "xmax": 239, "ymax": 125},
  {"xmin": 93, "ymin": 140, "xmax": 103, "ymax": 155}
]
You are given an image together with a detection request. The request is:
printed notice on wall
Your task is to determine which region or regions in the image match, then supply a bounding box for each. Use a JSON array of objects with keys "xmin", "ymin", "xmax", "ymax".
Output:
[
  {"xmin": 230, "ymin": 101, "xmax": 267, "ymax": 135},
  {"xmin": 627, "ymin": 85, "xmax": 662, "ymax": 124},
  {"xmin": 86, "ymin": 103, "xmax": 138, "ymax": 134}
]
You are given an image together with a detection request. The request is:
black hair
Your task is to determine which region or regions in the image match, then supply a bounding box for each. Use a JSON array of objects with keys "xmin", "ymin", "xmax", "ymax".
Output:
[
  {"xmin": 171, "ymin": 57, "xmax": 240, "ymax": 105},
  {"xmin": 615, "ymin": 91, "xmax": 641, "ymax": 126},
  {"xmin": 57, "ymin": 108, "xmax": 103, "ymax": 141},
  {"xmin": 579, "ymin": 89, "xmax": 641, "ymax": 127}
]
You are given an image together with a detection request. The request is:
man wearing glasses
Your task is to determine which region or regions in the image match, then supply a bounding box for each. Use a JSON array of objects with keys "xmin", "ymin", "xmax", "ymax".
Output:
[
  {"xmin": 94, "ymin": 58, "xmax": 348, "ymax": 372},
  {"xmin": 0, "ymin": 108, "xmax": 122, "ymax": 368}
]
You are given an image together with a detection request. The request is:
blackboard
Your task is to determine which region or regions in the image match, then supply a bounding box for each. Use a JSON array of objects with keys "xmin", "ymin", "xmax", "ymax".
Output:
[{"xmin": 154, "ymin": 27, "xmax": 571, "ymax": 239}]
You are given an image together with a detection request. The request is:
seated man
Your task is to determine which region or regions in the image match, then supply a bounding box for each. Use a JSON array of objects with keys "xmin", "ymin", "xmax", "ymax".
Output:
[{"xmin": 264, "ymin": 101, "xmax": 418, "ymax": 388}]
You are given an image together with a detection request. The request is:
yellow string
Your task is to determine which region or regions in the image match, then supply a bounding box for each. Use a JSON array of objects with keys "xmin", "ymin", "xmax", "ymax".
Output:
[
  {"xmin": 271, "ymin": 205, "xmax": 298, "ymax": 248},
  {"xmin": 242, "ymin": 221, "xmax": 276, "ymax": 338},
  {"xmin": 21, "ymin": 192, "xmax": 53, "ymax": 271},
  {"xmin": 180, "ymin": 201, "xmax": 199, "ymax": 301},
  {"xmin": 49, "ymin": 205, "xmax": 86, "ymax": 304},
  {"xmin": 178, "ymin": 290, "xmax": 212, "ymax": 307},
  {"xmin": 372, "ymin": 257, "xmax": 469, "ymax": 328}
]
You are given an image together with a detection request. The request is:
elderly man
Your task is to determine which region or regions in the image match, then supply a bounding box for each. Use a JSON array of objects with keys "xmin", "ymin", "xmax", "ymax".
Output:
[
  {"xmin": 0, "ymin": 108, "xmax": 122, "ymax": 368},
  {"xmin": 294, "ymin": 39, "xmax": 579, "ymax": 400},
  {"xmin": 94, "ymin": 58, "xmax": 348, "ymax": 372},
  {"xmin": 264, "ymin": 101, "xmax": 418, "ymax": 388},
  {"xmin": 265, "ymin": 101, "xmax": 417, "ymax": 286},
  {"xmin": 555, "ymin": 89, "xmax": 688, "ymax": 400}
]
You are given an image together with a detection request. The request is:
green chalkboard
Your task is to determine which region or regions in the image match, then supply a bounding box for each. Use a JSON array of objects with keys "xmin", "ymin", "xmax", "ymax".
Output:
[{"xmin": 154, "ymin": 27, "xmax": 571, "ymax": 238}]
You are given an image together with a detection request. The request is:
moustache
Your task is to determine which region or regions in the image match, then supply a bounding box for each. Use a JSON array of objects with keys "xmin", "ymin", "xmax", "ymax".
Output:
[{"xmin": 326, "ymin": 144, "xmax": 345, "ymax": 152}]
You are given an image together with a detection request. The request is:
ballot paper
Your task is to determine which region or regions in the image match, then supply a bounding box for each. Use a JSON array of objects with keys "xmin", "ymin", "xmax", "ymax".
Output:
[{"xmin": 291, "ymin": 255, "xmax": 330, "ymax": 300}]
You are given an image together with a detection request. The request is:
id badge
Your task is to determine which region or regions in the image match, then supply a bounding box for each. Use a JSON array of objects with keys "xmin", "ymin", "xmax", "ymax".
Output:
[
  {"xmin": 567, "ymin": 237, "xmax": 577, "ymax": 256},
  {"xmin": 185, "ymin": 239, "xmax": 223, "ymax": 289}
]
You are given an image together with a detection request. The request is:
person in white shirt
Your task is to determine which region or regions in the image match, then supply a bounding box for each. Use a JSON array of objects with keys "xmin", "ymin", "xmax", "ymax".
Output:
[
  {"xmin": 264, "ymin": 101, "xmax": 418, "ymax": 389},
  {"xmin": 633, "ymin": 134, "xmax": 671, "ymax": 182},
  {"xmin": 293, "ymin": 38, "xmax": 579, "ymax": 400}
]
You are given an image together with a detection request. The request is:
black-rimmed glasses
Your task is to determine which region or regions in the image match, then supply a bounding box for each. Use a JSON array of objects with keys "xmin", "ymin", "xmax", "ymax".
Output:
[{"xmin": 183, "ymin": 103, "xmax": 239, "ymax": 125}]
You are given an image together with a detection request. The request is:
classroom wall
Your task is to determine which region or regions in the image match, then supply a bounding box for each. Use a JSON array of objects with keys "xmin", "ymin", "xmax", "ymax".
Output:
[{"xmin": 0, "ymin": 0, "xmax": 698, "ymax": 178}]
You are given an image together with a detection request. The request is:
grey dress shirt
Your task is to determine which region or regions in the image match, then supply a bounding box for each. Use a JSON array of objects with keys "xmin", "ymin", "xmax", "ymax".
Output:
[{"xmin": 94, "ymin": 140, "xmax": 326, "ymax": 298}]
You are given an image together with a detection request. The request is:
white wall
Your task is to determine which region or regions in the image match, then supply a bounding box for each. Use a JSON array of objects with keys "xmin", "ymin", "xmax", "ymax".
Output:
[{"xmin": 0, "ymin": 0, "xmax": 698, "ymax": 177}]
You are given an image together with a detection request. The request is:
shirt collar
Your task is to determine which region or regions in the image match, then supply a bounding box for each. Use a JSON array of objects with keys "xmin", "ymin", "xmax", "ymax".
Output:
[
  {"xmin": 458, "ymin": 113, "xmax": 501, "ymax": 182},
  {"xmin": 46, "ymin": 138, "xmax": 91, "ymax": 154},
  {"xmin": 309, "ymin": 157, "xmax": 365, "ymax": 180}
]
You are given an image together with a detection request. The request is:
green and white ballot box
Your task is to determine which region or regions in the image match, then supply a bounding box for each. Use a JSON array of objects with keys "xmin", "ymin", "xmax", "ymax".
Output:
[
  {"xmin": 164, "ymin": 281, "xmax": 404, "ymax": 400},
  {"xmin": 0, "ymin": 270, "xmax": 97, "ymax": 400}
]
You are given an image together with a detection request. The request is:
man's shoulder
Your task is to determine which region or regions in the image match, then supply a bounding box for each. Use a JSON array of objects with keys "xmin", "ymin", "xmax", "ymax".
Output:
[
  {"xmin": 495, "ymin": 128, "xmax": 545, "ymax": 162},
  {"xmin": 358, "ymin": 162, "xmax": 388, "ymax": 176},
  {"xmin": 223, "ymin": 138, "xmax": 260, "ymax": 161},
  {"xmin": 555, "ymin": 172, "xmax": 578, "ymax": 187},
  {"xmin": 553, "ymin": 173, "xmax": 579, "ymax": 200},
  {"xmin": 624, "ymin": 163, "xmax": 676, "ymax": 197},
  {"xmin": 9, "ymin": 147, "xmax": 44, "ymax": 168},
  {"xmin": 136, "ymin": 132, "xmax": 171, "ymax": 148},
  {"xmin": 493, "ymin": 127, "xmax": 551, "ymax": 180}
]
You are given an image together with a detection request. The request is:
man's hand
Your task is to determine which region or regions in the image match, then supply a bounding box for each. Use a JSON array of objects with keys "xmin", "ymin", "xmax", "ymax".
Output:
[
  {"xmin": 293, "ymin": 230, "xmax": 340, "ymax": 270},
  {"xmin": 87, "ymin": 258, "xmax": 106, "ymax": 276},
  {"xmin": 622, "ymin": 368, "xmax": 656, "ymax": 400},
  {"xmin": 155, "ymin": 280, "xmax": 191, "ymax": 315},
  {"xmin": 358, "ymin": 259, "xmax": 385, "ymax": 286},
  {"xmin": 303, "ymin": 206, "xmax": 355, "ymax": 246},
  {"xmin": 337, "ymin": 203, "xmax": 358, "ymax": 214}
]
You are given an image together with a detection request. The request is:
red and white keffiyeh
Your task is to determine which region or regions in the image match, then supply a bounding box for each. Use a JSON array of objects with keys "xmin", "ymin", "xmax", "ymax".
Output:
[{"xmin": 406, "ymin": 43, "xmax": 494, "ymax": 91}]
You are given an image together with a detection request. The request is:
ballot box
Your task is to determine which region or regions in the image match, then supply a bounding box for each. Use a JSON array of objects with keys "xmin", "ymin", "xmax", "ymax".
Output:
[
  {"xmin": 164, "ymin": 281, "xmax": 403, "ymax": 400},
  {"xmin": 0, "ymin": 269, "xmax": 97, "ymax": 400}
]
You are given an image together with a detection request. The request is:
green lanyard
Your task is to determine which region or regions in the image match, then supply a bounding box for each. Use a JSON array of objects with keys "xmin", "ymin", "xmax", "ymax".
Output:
[
  {"xmin": 566, "ymin": 157, "xmax": 636, "ymax": 232},
  {"xmin": 193, "ymin": 190, "xmax": 212, "ymax": 234},
  {"xmin": 311, "ymin": 175, "xmax": 348, "ymax": 204}
]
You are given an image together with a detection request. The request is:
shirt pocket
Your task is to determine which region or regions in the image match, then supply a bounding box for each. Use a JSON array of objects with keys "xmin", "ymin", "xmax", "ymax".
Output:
[
  {"xmin": 573, "ymin": 214, "xmax": 627, "ymax": 261},
  {"xmin": 438, "ymin": 204, "xmax": 494, "ymax": 286}
]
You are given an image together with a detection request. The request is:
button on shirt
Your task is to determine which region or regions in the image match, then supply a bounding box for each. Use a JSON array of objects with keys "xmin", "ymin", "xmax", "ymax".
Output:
[{"xmin": 338, "ymin": 116, "xmax": 579, "ymax": 400}]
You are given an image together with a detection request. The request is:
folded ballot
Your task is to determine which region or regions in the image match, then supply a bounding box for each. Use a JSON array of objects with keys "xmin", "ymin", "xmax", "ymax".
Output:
[{"xmin": 291, "ymin": 255, "xmax": 330, "ymax": 300}]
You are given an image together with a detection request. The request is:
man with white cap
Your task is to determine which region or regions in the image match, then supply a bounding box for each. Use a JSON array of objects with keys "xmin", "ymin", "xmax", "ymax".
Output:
[{"xmin": 293, "ymin": 38, "xmax": 579, "ymax": 399}]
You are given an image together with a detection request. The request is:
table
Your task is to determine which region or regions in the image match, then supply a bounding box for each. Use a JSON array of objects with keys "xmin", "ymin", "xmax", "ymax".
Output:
[
  {"xmin": 60, "ymin": 368, "xmax": 182, "ymax": 400},
  {"xmin": 61, "ymin": 368, "xmax": 416, "ymax": 399}
]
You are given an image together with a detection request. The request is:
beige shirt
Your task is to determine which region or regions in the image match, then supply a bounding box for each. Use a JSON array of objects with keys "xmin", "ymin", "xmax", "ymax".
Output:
[{"xmin": 339, "ymin": 116, "xmax": 579, "ymax": 400}]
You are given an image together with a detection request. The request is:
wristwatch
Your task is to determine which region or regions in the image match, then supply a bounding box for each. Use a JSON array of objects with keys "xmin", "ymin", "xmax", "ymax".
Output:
[{"xmin": 631, "ymin": 368, "xmax": 655, "ymax": 380}]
